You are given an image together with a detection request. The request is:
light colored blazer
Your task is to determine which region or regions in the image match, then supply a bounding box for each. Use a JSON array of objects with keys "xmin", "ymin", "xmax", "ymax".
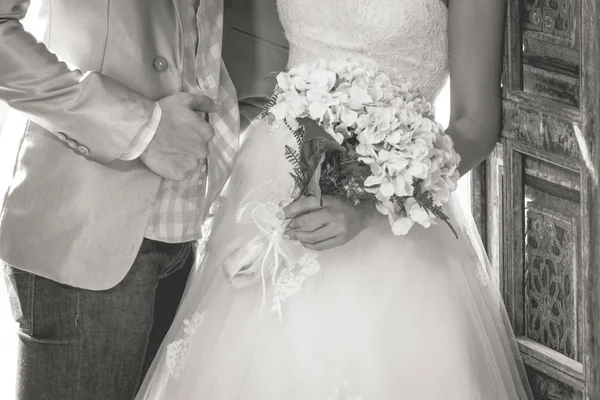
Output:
[{"xmin": 0, "ymin": 0, "xmax": 190, "ymax": 290}]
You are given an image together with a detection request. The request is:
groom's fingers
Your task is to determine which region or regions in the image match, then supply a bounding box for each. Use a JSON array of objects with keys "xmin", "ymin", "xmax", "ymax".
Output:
[
  {"xmin": 185, "ymin": 93, "xmax": 220, "ymax": 113},
  {"xmin": 196, "ymin": 121, "xmax": 215, "ymax": 143},
  {"xmin": 197, "ymin": 161, "xmax": 208, "ymax": 185},
  {"xmin": 283, "ymin": 196, "xmax": 322, "ymax": 219}
]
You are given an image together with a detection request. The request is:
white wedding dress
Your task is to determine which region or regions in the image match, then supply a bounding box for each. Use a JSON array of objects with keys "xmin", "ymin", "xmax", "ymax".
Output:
[{"xmin": 137, "ymin": 1, "xmax": 533, "ymax": 398}]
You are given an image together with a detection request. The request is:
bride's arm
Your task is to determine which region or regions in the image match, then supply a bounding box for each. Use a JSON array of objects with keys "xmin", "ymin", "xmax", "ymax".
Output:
[
  {"xmin": 446, "ymin": 0, "xmax": 507, "ymax": 176},
  {"xmin": 354, "ymin": 0, "xmax": 508, "ymax": 227}
]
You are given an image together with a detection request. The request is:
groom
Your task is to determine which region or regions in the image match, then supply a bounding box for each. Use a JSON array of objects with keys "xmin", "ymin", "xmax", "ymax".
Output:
[{"xmin": 0, "ymin": 0, "xmax": 252, "ymax": 398}]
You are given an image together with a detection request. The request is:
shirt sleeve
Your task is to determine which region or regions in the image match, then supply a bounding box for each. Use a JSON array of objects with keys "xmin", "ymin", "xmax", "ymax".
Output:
[{"xmin": 119, "ymin": 103, "xmax": 162, "ymax": 160}]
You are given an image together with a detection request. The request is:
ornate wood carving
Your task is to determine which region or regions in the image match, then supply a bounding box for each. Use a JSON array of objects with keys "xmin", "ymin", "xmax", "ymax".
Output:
[
  {"xmin": 524, "ymin": 190, "xmax": 577, "ymax": 360},
  {"xmin": 502, "ymin": 101, "xmax": 581, "ymax": 160},
  {"xmin": 525, "ymin": 0, "xmax": 574, "ymax": 41},
  {"xmin": 581, "ymin": 0, "xmax": 600, "ymax": 397},
  {"xmin": 508, "ymin": 0, "xmax": 580, "ymax": 109},
  {"xmin": 476, "ymin": 1, "xmax": 600, "ymax": 397},
  {"xmin": 527, "ymin": 367, "xmax": 584, "ymax": 400}
]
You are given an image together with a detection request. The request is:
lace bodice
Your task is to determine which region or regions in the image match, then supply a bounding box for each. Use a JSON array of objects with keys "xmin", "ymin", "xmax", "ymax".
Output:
[{"xmin": 277, "ymin": 0, "xmax": 449, "ymax": 101}]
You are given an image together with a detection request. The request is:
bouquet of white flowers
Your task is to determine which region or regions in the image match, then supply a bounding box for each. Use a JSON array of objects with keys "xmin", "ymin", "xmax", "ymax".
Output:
[{"xmin": 261, "ymin": 58, "xmax": 461, "ymax": 236}]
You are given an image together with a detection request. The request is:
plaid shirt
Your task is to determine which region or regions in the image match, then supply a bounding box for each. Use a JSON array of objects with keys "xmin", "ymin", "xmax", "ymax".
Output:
[{"xmin": 144, "ymin": 0, "xmax": 240, "ymax": 242}]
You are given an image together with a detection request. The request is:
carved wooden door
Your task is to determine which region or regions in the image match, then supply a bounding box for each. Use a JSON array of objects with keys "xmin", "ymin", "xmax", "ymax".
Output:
[{"xmin": 471, "ymin": 0, "xmax": 600, "ymax": 398}]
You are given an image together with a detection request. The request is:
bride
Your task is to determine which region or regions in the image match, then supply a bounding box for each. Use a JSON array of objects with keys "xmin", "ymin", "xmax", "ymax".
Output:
[{"xmin": 137, "ymin": 0, "xmax": 533, "ymax": 398}]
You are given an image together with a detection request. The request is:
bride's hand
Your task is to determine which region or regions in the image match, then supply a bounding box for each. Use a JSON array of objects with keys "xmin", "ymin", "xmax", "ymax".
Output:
[{"xmin": 282, "ymin": 195, "xmax": 363, "ymax": 251}]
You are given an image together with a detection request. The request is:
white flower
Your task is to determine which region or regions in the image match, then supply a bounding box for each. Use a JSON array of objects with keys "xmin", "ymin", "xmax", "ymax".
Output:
[
  {"xmin": 421, "ymin": 165, "xmax": 442, "ymax": 189},
  {"xmin": 407, "ymin": 138, "xmax": 432, "ymax": 160},
  {"xmin": 267, "ymin": 58, "xmax": 461, "ymax": 237},
  {"xmin": 369, "ymin": 73, "xmax": 395, "ymax": 104},
  {"xmin": 391, "ymin": 217, "xmax": 415, "ymax": 236},
  {"xmin": 436, "ymin": 133, "xmax": 454, "ymax": 152},
  {"xmin": 276, "ymin": 72, "xmax": 294, "ymax": 91},
  {"xmin": 325, "ymin": 105, "xmax": 359, "ymax": 142},
  {"xmin": 269, "ymin": 91, "xmax": 308, "ymax": 120},
  {"xmin": 363, "ymin": 149, "xmax": 414, "ymax": 198},
  {"xmin": 346, "ymin": 78, "xmax": 374, "ymax": 110},
  {"xmin": 385, "ymin": 128, "xmax": 412, "ymax": 146},
  {"xmin": 392, "ymin": 173, "xmax": 415, "ymax": 197},
  {"xmin": 329, "ymin": 58, "xmax": 378, "ymax": 82},
  {"xmin": 306, "ymin": 89, "xmax": 339, "ymax": 120},
  {"xmin": 405, "ymin": 197, "xmax": 433, "ymax": 228},
  {"xmin": 277, "ymin": 61, "xmax": 337, "ymax": 93},
  {"xmin": 406, "ymin": 97, "xmax": 433, "ymax": 116},
  {"xmin": 405, "ymin": 158, "xmax": 430, "ymax": 180},
  {"xmin": 340, "ymin": 105, "xmax": 358, "ymax": 127},
  {"xmin": 324, "ymin": 125, "xmax": 346, "ymax": 144},
  {"xmin": 431, "ymin": 186, "xmax": 452, "ymax": 204},
  {"xmin": 412, "ymin": 118, "xmax": 437, "ymax": 145},
  {"xmin": 356, "ymin": 106, "xmax": 400, "ymax": 144}
]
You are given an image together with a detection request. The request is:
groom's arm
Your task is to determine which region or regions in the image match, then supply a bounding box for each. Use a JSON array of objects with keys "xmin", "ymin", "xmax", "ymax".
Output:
[{"xmin": 0, "ymin": 0, "xmax": 156, "ymax": 164}]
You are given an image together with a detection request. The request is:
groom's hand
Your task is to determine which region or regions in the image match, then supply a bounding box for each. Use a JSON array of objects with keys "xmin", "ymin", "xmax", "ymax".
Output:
[{"xmin": 140, "ymin": 93, "xmax": 219, "ymax": 181}]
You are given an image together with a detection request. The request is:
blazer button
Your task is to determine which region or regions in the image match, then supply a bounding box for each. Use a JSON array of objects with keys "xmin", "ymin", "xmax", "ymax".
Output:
[
  {"xmin": 77, "ymin": 145, "xmax": 90, "ymax": 155},
  {"xmin": 153, "ymin": 56, "xmax": 169, "ymax": 72},
  {"xmin": 66, "ymin": 138, "xmax": 78, "ymax": 148},
  {"xmin": 56, "ymin": 132, "xmax": 67, "ymax": 141}
]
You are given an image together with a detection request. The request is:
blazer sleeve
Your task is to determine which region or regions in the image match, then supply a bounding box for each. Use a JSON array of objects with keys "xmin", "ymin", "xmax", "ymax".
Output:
[{"xmin": 0, "ymin": 0, "xmax": 157, "ymax": 164}]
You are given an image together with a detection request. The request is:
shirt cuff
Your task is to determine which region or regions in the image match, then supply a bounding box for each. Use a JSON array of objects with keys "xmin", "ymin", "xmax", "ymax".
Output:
[{"xmin": 119, "ymin": 103, "xmax": 162, "ymax": 160}]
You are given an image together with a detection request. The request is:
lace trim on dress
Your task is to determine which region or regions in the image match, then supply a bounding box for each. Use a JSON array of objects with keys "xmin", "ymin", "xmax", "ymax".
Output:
[
  {"xmin": 271, "ymin": 250, "xmax": 320, "ymax": 316},
  {"xmin": 277, "ymin": 0, "xmax": 449, "ymax": 101},
  {"xmin": 165, "ymin": 312, "xmax": 204, "ymax": 379},
  {"xmin": 192, "ymin": 172, "xmax": 319, "ymax": 320}
]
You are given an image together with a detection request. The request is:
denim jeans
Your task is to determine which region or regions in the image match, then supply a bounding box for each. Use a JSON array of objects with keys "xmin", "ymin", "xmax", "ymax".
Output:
[{"xmin": 2, "ymin": 238, "xmax": 195, "ymax": 400}]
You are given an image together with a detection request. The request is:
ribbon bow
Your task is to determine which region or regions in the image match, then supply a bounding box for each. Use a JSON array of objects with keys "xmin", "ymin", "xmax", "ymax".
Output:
[{"xmin": 223, "ymin": 199, "xmax": 313, "ymax": 316}]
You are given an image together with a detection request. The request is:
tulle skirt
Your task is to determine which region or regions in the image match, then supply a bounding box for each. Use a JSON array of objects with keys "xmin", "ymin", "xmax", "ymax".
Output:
[{"xmin": 136, "ymin": 120, "xmax": 533, "ymax": 399}]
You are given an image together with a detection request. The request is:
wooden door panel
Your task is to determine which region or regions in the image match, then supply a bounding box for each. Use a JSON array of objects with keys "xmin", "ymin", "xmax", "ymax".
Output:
[
  {"xmin": 474, "ymin": 0, "xmax": 600, "ymax": 398},
  {"xmin": 505, "ymin": 140, "xmax": 585, "ymax": 391},
  {"xmin": 521, "ymin": 0, "xmax": 580, "ymax": 107}
]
